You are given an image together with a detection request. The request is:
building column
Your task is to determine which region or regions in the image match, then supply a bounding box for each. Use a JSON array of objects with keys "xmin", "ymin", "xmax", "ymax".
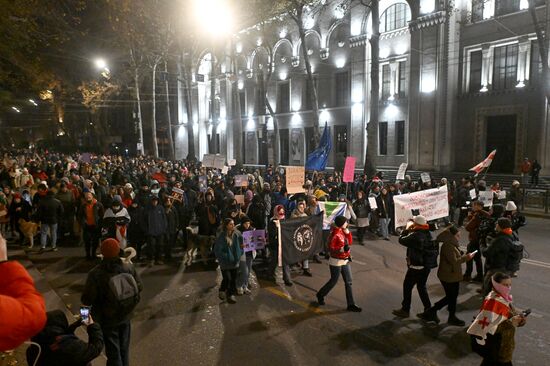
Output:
[
  {"xmin": 350, "ymin": 35, "xmax": 368, "ymax": 168},
  {"xmin": 517, "ymin": 37, "xmax": 530, "ymax": 87}
]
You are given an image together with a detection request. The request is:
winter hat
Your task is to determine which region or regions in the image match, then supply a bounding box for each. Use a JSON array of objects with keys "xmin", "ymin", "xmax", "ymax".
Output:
[
  {"xmin": 413, "ymin": 215, "xmax": 427, "ymax": 226},
  {"xmin": 124, "ymin": 183, "xmax": 133, "ymax": 189},
  {"xmin": 82, "ymin": 187, "xmax": 90, "ymax": 194},
  {"xmin": 512, "ymin": 180, "xmax": 520, "ymax": 186},
  {"xmin": 497, "ymin": 217, "xmax": 512, "ymax": 230},
  {"xmin": 334, "ymin": 215, "xmax": 347, "ymax": 228},
  {"xmin": 13, "ymin": 192, "xmax": 22, "ymax": 199},
  {"xmin": 100, "ymin": 238, "xmax": 120, "ymax": 258},
  {"xmin": 112, "ymin": 195, "xmax": 122, "ymax": 204},
  {"xmin": 506, "ymin": 201, "xmax": 517, "ymax": 211}
]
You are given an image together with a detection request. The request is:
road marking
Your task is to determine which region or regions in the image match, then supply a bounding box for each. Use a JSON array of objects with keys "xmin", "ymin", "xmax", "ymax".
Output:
[{"xmin": 522, "ymin": 259, "xmax": 550, "ymax": 269}]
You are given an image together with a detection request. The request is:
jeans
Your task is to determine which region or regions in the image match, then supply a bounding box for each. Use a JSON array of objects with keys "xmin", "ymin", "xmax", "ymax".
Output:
[
  {"xmin": 317, "ymin": 263, "xmax": 356, "ymax": 307},
  {"xmin": 238, "ymin": 254, "xmax": 254, "ymax": 289},
  {"xmin": 83, "ymin": 225, "xmax": 100, "ymax": 258},
  {"xmin": 379, "ymin": 217, "xmax": 390, "ymax": 239},
  {"xmin": 148, "ymin": 235, "xmax": 164, "ymax": 261},
  {"xmin": 401, "ymin": 267, "xmax": 431, "ymax": 312},
  {"xmin": 102, "ymin": 321, "xmax": 131, "ymax": 366},
  {"xmin": 465, "ymin": 239, "xmax": 483, "ymax": 278},
  {"xmin": 269, "ymin": 246, "xmax": 292, "ymax": 283},
  {"xmin": 40, "ymin": 223, "xmax": 58, "ymax": 249},
  {"xmin": 432, "ymin": 280, "xmax": 460, "ymax": 316},
  {"xmin": 220, "ymin": 268, "xmax": 238, "ymax": 296}
]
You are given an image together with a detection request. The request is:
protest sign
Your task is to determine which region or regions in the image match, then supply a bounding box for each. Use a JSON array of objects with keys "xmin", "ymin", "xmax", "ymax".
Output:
[
  {"xmin": 170, "ymin": 187, "xmax": 184, "ymax": 202},
  {"xmin": 497, "ymin": 190, "xmax": 506, "ymax": 200},
  {"xmin": 79, "ymin": 153, "xmax": 92, "ymax": 163},
  {"xmin": 285, "ymin": 166, "xmax": 305, "ymax": 193},
  {"xmin": 479, "ymin": 191, "xmax": 494, "ymax": 207},
  {"xmin": 243, "ymin": 230, "xmax": 266, "ymax": 252},
  {"xmin": 228, "ymin": 159, "xmax": 236, "ymax": 166},
  {"xmin": 392, "ymin": 186, "xmax": 449, "ymax": 227},
  {"xmin": 213, "ymin": 155, "xmax": 226, "ymax": 170},
  {"xmin": 343, "ymin": 157, "xmax": 356, "ymax": 183},
  {"xmin": 198, "ymin": 176, "xmax": 208, "ymax": 192},
  {"xmin": 234, "ymin": 195, "xmax": 245, "ymax": 205},
  {"xmin": 420, "ymin": 172, "xmax": 431, "ymax": 184},
  {"xmin": 368, "ymin": 197, "xmax": 378, "ymax": 209},
  {"xmin": 202, "ymin": 154, "xmax": 215, "ymax": 168},
  {"xmin": 234, "ymin": 175, "xmax": 248, "ymax": 187},
  {"xmin": 469, "ymin": 189, "xmax": 477, "ymax": 200},
  {"xmin": 221, "ymin": 166, "xmax": 229, "ymax": 175},
  {"xmin": 280, "ymin": 213, "xmax": 323, "ymax": 264},
  {"xmin": 396, "ymin": 163, "xmax": 408, "ymax": 181}
]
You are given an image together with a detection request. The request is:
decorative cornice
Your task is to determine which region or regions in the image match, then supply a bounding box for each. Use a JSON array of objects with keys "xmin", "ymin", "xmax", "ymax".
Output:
[
  {"xmin": 409, "ymin": 11, "xmax": 447, "ymax": 32},
  {"xmin": 380, "ymin": 28, "xmax": 409, "ymax": 40},
  {"xmin": 350, "ymin": 34, "xmax": 368, "ymax": 48}
]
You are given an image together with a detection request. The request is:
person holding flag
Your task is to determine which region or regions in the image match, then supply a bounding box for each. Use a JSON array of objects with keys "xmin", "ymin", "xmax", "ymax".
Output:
[{"xmin": 316, "ymin": 216, "xmax": 362, "ymax": 312}]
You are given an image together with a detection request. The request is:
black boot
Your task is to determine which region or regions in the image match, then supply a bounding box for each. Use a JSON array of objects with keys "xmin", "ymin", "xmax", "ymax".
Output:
[
  {"xmin": 417, "ymin": 308, "xmax": 440, "ymax": 324},
  {"xmin": 447, "ymin": 315, "xmax": 465, "ymax": 326}
]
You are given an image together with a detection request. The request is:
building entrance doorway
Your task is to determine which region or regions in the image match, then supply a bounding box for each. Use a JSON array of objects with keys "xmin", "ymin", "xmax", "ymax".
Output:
[{"xmin": 486, "ymin": 115, "xmax": 516, "ymax": 173}]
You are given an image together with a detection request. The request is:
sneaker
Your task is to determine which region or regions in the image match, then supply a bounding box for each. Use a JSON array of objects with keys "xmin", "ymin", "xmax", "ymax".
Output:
[
  {"xmin": 236, "ymin": 288, "xmax": 244, "ymax": 296},
  {"xmin": 227, "ymin": 295, "xmax": 237, "ymax": 304},
  {"xmin": 392, "ymin": 308, "xmax": 410, "ymax": 318},
  {"xmin": 316, "ymin": 293, "xmax": 325, "ymax": 306},
  {"xmin": 347, "ymin": 304, "xmax": 362, "ymax": 312},
  {"xmin": 417, "ymin": 309, "xmax": 440, "ymax": 324},
  {"xmin": 52, "ymin": 247, "xmax": 58, "ymax": 252},
  {"xmin": 447, "ymin": 316, "xmax": 466, "ymax": 327},
  {"xmin": 243, "ymin": 287, "xmax": 252, "ymax": 295},
  {"xmin": 302, "ymin": 269, "xmax": 313, "ymax": 277}
]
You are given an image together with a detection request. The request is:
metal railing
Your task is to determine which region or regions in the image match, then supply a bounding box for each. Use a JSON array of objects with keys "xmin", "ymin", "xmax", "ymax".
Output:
[{"xmin": 521, "ymin": 188, "xmax": 550, "ymax": 214}]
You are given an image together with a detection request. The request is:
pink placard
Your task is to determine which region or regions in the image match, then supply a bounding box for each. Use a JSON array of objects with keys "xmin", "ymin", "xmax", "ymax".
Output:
[{"xmin": 343, "ymin": 156, "xmax": 356, "ymax": 183}]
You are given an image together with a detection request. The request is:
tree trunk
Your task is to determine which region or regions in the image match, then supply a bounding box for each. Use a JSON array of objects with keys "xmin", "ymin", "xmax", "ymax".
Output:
[
  {"xmin": 364, "ymin": 0, "xmax": 379, "ymax": 176},
  {"xmin": 151, "ymin": 61, "xmax": 159, "ymax": 158},
  {"xmin": 182, "ymin": 62, "xmax": 196, "ymax": 161},
  {"xmin": 130, "ymin": 49, "xmax": 145, "ymax": 155},
  {"xmin": 295, "ymin": 6, "xmax": 321, "ymax": 145},
  {"xmin": 164, "ymin": 61, "xmax": 175, "ymax": 159}
]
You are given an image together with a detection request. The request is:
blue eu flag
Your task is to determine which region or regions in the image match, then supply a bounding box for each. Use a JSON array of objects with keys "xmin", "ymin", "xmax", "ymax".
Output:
[{"xmin": 305, "ymin": 123, "xmax": 332, "ymax": 171}]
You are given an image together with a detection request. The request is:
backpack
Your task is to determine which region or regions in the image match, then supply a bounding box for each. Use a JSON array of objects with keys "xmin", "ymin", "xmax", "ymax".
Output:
[
  {"xmin": 507, "ymin": 237, "xmax": 524, "ymax": 272},
  {"xmin": 106, "ymin": 268, "xmax": 140, "ymax": 317},
  {"xmin": 422, "ymin": 236, "xmax": 439, "ymax": 269}
]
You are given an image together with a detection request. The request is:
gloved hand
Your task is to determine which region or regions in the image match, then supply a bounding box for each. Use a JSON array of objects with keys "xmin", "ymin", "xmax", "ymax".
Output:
[{"xmin": 343, "ymin": 244, "xmax": 350, "ymax": 252}]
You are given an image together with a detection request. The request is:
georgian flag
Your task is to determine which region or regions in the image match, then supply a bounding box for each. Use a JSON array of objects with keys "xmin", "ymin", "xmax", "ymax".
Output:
[
  {"xmin": 467, "ymin": 291, "xmax": 511, "ymax": 345},
  {"xmin": 317, "ymin": 201, "xmax": 347, "ymax": 230},
  {"xmin": 469, "ymin": 149, "xmax": 497, "ymax": 175}
]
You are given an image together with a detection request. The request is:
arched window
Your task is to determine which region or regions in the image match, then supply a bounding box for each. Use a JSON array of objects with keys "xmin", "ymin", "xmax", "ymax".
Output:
[{"xmin": 380, "ymin": 3, "xmax": 411, "ymax": 33}]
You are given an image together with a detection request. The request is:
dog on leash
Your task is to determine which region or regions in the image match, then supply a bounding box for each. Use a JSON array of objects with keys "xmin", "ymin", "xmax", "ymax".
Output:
[
  {"xmin": 18, "ymin": 219, "xmax": 40, "ymax": 248},
  {"xmin": 184, "ymin": 227, "xmax": 215, "ymax": 266}
]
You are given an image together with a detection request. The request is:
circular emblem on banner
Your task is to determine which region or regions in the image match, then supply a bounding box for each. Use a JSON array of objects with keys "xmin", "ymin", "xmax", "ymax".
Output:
[{"xmin": 293, "ymin": 224, "xmax": 314, "ymax": 252}]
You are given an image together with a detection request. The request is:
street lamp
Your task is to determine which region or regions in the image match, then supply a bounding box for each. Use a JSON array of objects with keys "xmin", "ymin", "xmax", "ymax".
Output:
[
  {"xmin": 94, "ymin": 58, "xmax": 110, "ymax": 78},
  {"xmin": 193, "ymin": 0, "xmax": 233, "ymax": 36},
  {"xmin": 28, "ymin": 99, "xmax": 38, "ymax": 106},
  {"xmin": 11, "ymin": 106, "xmax": 20, "ymax": 113}
]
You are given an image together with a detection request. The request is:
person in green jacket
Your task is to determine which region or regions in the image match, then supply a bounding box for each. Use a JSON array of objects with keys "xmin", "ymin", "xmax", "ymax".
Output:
[{"xmin": 214, "ymin": 218, "xmax": 243, "ymax": 304}]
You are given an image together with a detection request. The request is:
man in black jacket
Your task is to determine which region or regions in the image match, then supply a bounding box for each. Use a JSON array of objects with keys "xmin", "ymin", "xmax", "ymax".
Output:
[
  {"xmin": 82, "ymin": 238, "xmax": 142, "ymax": 366},
  {"xmin": 392, "ymin": 215, "xmax": 434, "ymax": 320},
  {"xmin": 38, "ymin": 190, "xmax": 64, "ymax": 253},
  {"xmin": 26, "ymin": 310, "xmax": 104, "ymax": 366}
]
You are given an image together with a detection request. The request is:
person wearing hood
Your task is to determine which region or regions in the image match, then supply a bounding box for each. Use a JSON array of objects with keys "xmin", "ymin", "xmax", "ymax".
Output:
[
  {"xmin": 26, "ymin": 310, "xmax": 104, "ymax": 366},
  {"xmin": 467, "ymin": 272, "xmax": 527, "ymax": 366},
  {"xmin": 81, "ymin": 238, "xmax": 142, "ymax": 366},
  {"xmin": 419, "ymin": 225, "xmax": 475, "ymax": 326},
  {"xmin": 393, "ymin": 215, "xmax": 434, "ymax": 319},
  {"xmin": 214, "ymin": 218, "xmax": 243, "ymax": 304},
  {"xmin": 78, "ymin": 192, "xmax": 105, "ymax": 260},
  {"xmin": 145, "ymin": 196, "xmax": 168, "ymax": 266},
  {"xmin": 56, "ymin": 183, "xmax": 76, "ymax": 241},
  {"xmin": 37, "ymin": 190, "xmax": 64, "ymax": 253},
  {"xmin": 103, "ymin": 195, "xmax": 131, "ymax": 249},
  {"xmin": 268, "ymin": 204, "xmax": 292, "ymax": 286},
  {"xmin": 316, "ymin": 216, "xmax": 362, "ymax": 312}
]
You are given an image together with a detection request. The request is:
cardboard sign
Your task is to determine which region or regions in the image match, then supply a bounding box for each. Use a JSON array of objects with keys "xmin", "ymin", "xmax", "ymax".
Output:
[
  {"xmin": 368, "ymin": 197, "xmax": 378, "ymax": 209},
  {"xmin": 420, "ymin": 172, "xmax": 431, "ymax": 184},
  {"xmin": 479, "ymin": 191, "xmax": 494, "ymax": 207},
  {"xmin": 213, "ymin": 155, "xmax": 226, "ymax": 170},
  {"xmin": 285, "ymin": 166, "xmax": 305, "ymax": 194},
  {"xmin": 243, "ymin": 230, "xmax": 266, "ymax": 252},
  {"xmin": 202, "ymin": 154, "xmax": 215, "ymax": 168},
  {"xmin": 392, "ymin": 186, "xmax": 449, "ymax": 227},
  {"xmin": 469, "ymin": 189, "xmax": 477, "ymax": 200},
  {"xmin": 343, "ymin": 156, "xmax": 356, "ymax": 183},
  {"xmin": 234, "ymin": 175, "xmax": 249, "ymax": 187},
  {"xmin": 396, "ymin": 163, "xmax": 408, "ymax": 181},
  {"xmin": 170, "ymin": 187, "xmax": 184, "ymax": 202},
  {"xmin": 234, "ymin": 195, "xmax": 245, "ymax": 205},
  {"xmin": 221, "ymin": 166, "xmax": 229, "ymax": 175},
  {"xmin": 228, "ymin": 159, "xmax": 236, "ymax": 166}
]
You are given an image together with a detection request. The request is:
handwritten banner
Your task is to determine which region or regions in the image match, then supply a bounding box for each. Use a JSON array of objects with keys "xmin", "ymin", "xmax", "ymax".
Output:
[
  {"xmin": 479, "ymin": 191, "xmax": 494, "ymax": 207},
  {"xmin": 285, "ymin": 166, "xmax": 305, "ymax": 194},
  {"xmin": 242, "ymin": 230, "xmax": 266, "ymax": 252},
  {"xmin": 396, "ymin": 163, "xmax": 408, "ymax": 181},
  {"xmin": 392, "ymin": 185, "xmax": 449, "ymax": 227},
  {"xmin": 234, "ymin": 175, "xmax": 248, "ymax": 187}
]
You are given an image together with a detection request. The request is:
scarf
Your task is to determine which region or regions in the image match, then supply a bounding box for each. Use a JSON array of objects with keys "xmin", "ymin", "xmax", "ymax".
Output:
[
  {"xmin": 467, "ymin": 291, "xmax": 512, "ymax": 345},
  {"xmin": 501, "ymin": 228, "xmax": 513, "ymax": 236}
]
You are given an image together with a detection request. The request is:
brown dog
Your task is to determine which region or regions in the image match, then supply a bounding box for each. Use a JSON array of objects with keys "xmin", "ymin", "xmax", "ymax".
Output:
[
  {"xmin": 18, "ymin": 219, "xmax": 40, "ymax": 248},
  {"xmin": 184, "ymin": 227, "xmax": 215, "ymax": 266}
]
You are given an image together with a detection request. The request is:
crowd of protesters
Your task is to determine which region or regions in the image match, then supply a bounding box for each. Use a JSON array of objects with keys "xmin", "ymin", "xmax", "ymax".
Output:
[{"xmin": 0, "ymin": 148, "xmax": 531, "ymax": 365}]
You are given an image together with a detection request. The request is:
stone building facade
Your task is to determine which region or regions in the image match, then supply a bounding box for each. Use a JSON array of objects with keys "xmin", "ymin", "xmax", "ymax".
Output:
[{"xmin": 174, "ymin": 0, "xmax": 549, "ymax": 174}]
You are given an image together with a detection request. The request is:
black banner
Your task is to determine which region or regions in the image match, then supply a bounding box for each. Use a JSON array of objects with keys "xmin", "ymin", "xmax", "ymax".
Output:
[{"xmin": 280, "ymin": 212, "xmax": 323, "ymax": 265}]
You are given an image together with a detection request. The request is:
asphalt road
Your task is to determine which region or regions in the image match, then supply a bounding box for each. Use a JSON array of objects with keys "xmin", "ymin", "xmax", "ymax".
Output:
[{"xmin": 18, "ymin": 217, "xmax": 550, "ymax": 366}]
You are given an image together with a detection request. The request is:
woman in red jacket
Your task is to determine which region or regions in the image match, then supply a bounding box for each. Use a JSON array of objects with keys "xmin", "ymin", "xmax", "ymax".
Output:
[
  {"xmin": 0, "ymin": 233, "xmax": 47, "ymax": 351},
  {"xmin": 316, "ymin": 216, "xmax": 362, "ymax": 312}
]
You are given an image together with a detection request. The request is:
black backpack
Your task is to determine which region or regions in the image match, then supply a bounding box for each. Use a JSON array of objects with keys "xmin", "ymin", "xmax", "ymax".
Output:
[
  {"xmin": 507, "ymin": 237, "xmax": 524, "ymax": 272},
  {"xmin": 104, "ymin": 266, "xmax": 140, "ymax": 318},
  {"xmin": 423, "ymin": 235, "xmax": 439, "ymax": 269}
]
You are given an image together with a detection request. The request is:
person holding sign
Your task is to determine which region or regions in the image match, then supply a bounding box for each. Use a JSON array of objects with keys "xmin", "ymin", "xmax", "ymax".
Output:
[
  {"xmin": 268, "ymin": 205, "xmax": 293, "ymax": 286},
  {"xmin": 214, "ymin": 218, "xmax": 243, "ymax": 304},
  {"xmin": 236, "ymin": 217, "xmax": 255, "ymax": 295}
]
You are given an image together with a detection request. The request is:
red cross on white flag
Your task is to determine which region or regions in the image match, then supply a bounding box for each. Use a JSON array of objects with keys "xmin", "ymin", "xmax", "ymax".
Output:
[{"xmin": 469, "ymin": 149, "xmax": 497, "ymax": 175}]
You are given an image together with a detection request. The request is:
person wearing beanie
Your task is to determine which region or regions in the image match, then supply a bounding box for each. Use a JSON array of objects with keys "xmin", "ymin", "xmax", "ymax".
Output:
[
  {"xmin": 504, "ymin": 201, "xmax": 526, "ymax": 236},
  {"xmin": 481, "ymin": 217, "xmax": 523, "ymax": 296},
  {"xmin": 36, "ymin": 190, "xmax": 64, "ymax": 253},
  {"xmin": 81, "ymin": 238, "xmax": 142, "ymax": 366},
  {"xmin": 392, "ymin": 215, "xmax": 434, "ymax": 319},
  {"xmin": 316, "ymin": 215, "xmax": 362, "ymax": 312},
  {"xmin": 419, "ymin": 225, "xmax": 475, "ymax": 326}
]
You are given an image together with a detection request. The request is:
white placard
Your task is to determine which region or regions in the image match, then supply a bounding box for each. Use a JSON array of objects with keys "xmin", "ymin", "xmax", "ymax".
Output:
[
  {"xmin": 497, "ymin": 190, "xmax": 506, "ymax": 200},
  {"xmin": 469, "ymin": 189, "xmax": 477, "ymax": 200},
  {"xmin": 393, "ymin": 186, "xmax": 449, "ymax": 227},
  {"xmin": 420, "ymin": 172, "xmax": 431, "ymax": 184},
  {"xmin": 228, "ymin": 159, "xmax": 236, "ymax": 166},
  {"xmin": 368, "ymin": 197, "xmax": 378, "ymax": 209},
  {"xmin": 478, "ymin": 191, "xmax": 494, "ymax": 207},
  {"xmin": 396, "ymin": 163, "xmax": 408, "ymax": 181},
  {"xmin": 221, "ymin": 166, "xmax": 229, "ymax": 175}
]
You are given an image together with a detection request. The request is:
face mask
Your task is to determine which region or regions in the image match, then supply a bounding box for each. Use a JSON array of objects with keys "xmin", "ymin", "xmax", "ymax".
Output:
[{"xmin": 491, "ymin": 278, "xmax": 513, "ymax": 302}]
